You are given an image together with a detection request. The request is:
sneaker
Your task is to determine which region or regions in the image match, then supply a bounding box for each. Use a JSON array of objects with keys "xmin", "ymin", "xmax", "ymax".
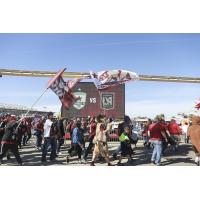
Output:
[
  {"xmin": 108, "ymin": 163, "xmax": 113, "ymax": 166},
  {"xmin": 151, "ymin": 160, "xmax": 156, "ymax": 165},
  {"xmin": 156, "ymin": 163, "xmax": 163, "ymax": 166},
  {"xmin": 78, "ymin": 159, "xmax": 82, "ymax": 164},
  {"xmin": 90, "ymin": 162, "xmax": 95, "ymax": 166},
  {"xmin": 83, "ymin": 160, "xmax": 87, "ymax": 164},
  {"xmin": 83, "ymin": 157, "xmax": 87, "ymax": 163}
]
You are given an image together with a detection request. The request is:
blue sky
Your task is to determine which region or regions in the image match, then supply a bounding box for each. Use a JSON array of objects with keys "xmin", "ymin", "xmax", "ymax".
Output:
[{"xmin": 0, "ymin": 33, "xmax": 200, "ymax": 118}]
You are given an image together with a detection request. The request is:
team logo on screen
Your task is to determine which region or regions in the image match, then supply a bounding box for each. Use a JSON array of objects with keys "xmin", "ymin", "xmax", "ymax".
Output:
[
  {"xmin": 101, "ymin": 93, "xmax": 114, "ymax": 110},
  {"xmin": 73, "ymin": 92, "xmax": 87, "ymax": 110}
]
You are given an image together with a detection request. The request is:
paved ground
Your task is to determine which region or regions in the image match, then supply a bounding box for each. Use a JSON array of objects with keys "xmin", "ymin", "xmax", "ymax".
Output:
[{"xmin": 0, "ymin": 137, "xmax": 198, "ymax": 166}]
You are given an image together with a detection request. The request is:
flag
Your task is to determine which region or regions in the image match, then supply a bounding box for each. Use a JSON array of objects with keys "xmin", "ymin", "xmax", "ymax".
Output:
[
  {"xmin": 49, "ymin": 75, "xmax": 66, "ymax": 99},
  {"xmin": 90, "ymin": 69, "xmax": 139, "ymax": 90},
  {"xmin": 61, "ymin": 78, "xmax": 81, "ymax": 109},
  {"xmin": 48, "ymin": 68, "xmax": 81, "ymax": 109},
  {"xmin": 195, "ymin": 99, "xmax": 200, "ymax": 109},
  {"xmin": 47, "ymin": 68, "xmax": 66, "ymax": 89},
  {"xmin": 66, "ymin": 78, "xmax": 81, "ymax": 91}
]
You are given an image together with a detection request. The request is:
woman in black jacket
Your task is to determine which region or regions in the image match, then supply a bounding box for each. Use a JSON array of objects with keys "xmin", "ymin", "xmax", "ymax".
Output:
[{"xmin": 0, "ymin": 116, "xmax": 22, "ymax": 165}]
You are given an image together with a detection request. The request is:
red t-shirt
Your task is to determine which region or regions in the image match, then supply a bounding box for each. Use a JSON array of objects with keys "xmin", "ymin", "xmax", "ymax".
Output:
[
  {"xmin": 89, "ymin": 122, "xmax": 96, "ymax": 137},
  {"xmin": 148, "ymin": 122, "xmax": 166, "ymax": 141},
  {"xmin": 35, "ymin": 121, "xmax": 44, "ymax": 132},
  {"xmin": 167, "ymin": 122, "xmax": 181, "ymax": 135}
]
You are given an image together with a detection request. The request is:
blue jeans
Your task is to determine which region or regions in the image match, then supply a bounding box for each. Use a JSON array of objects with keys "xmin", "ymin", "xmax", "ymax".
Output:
[
  {"xmin": 151, "ymin": 140, "xmax": 162, "ymax": 165},
  {"xmin": 41, "ymin": 137, "xmax": 57, "ymax": 162},
  {"xmin": 35, "ymin": 131, "xmax": 42, "ymax": 148}
]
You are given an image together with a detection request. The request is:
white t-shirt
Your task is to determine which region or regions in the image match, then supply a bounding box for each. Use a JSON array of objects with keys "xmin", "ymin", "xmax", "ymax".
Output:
[
  {"xmin": 43, "ymin": 119, "xmax": 53, "ymax": 138},
  {"xmin": 182, "ymin": 125, "xmax": 189, "ymax": 136}
]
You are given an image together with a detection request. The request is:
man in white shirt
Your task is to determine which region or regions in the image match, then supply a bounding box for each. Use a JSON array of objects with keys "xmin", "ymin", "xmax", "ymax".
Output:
[
  {"xmin": 43, "ymin": 117, "xmax": 53, "ymax": 138},
  {"xmin": 41, "ymin": 112, "xmax": 57, "ymax": 163}
]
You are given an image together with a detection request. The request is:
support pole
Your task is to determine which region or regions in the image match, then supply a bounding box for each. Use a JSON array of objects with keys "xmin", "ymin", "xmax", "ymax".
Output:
[{"xmin": 16, "ymin": 88, "xmax": 49, "ymax": 129}]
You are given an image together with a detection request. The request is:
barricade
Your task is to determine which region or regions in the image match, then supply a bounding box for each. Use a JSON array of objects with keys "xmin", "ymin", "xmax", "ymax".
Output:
[{"xmin": 108, "ymin": 128, "xmax": 119, "ymax": 142}]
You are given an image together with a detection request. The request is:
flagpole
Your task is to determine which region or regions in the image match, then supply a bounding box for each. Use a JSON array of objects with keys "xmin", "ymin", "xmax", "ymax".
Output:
[
  {"xmin": 16, "ymin": 87, "xmax": 49, "ymax": 129},
  {"xmin": 15, "ymin": 67, "xmax": 67, "ymax": 131}
]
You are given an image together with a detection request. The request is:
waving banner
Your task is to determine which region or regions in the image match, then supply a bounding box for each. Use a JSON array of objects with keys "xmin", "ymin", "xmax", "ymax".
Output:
[
  {"xmin": 48, "ymin": 68, "xmax": 81, "ymax": 109},
  {"xmin": 90, "ymin": 69, "xmax": 139, "ymax": 90},
  {"xmin": 195, "ymin": 99, "xmax": 200, "ymax": 110}
]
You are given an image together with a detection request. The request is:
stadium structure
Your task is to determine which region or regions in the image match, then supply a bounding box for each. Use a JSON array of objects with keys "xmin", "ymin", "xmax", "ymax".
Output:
[{"xmin": 0, "ymin": 103, "xmax": 49, "ymax": 116}]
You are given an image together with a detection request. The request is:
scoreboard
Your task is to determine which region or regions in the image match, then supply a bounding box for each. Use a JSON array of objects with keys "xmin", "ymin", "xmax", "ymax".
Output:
[{"xmin": 61, "ymin": 82, "xmax": 125, "ymax": 119}]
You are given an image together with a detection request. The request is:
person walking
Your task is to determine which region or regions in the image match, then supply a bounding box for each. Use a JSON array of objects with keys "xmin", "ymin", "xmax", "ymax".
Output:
[
  {"xmin": 143, "ymin": 119, "xmax": 152, "ymax": 148},
  {"xmin": 181, "ymin": 119, "xmax": 190, "ymax": 143},
  {"xmin": 149, "ymin": 116, "xmax": 168, "ymax": 166},
  {"xmin": 66, "ymin": 121, "xmax": 84, "ymax": 164},
  {"xmin": 83, "ymin": 117, "xmax": 96, "ymax": 161},
  {"xmin": 187, "ymin": 116, "xmax": 200, "ymax": 165},
  {"xmin": 41, "ymin": 112, "xmax": 57, "ymax": 163},
  {"xmin": 23, "ymin": 118, "xmax": 32, "ymax": 145},
  {"xmin": 56, "ymin": 117, "xmax": 65, "ymax": 155},
  {"xmin": 112, "ymin": 116, "xmax": 132, "ymax": 160},
  {"xmin": 0, "ymin": 115, "xmax": 23, "ymax": 165},
  {"xmin": 90, "ymin": 115, "xmax": 112, "ymax": 166},
  {"xmin": 18, "ymin": 119, "xmax": 27, "ymax": 148},
  {"xmin": 167, "ymin": 119, "xmax": 182, "ymax": 151},
  {"xmin": 34, "ymin": 118, "xmax": 44, "ymax": 150},
  {"xmin": 117, "ymin": 126, "xmax": 133, "ymax": 166},
  {"xmin": 0, "ymin": 114, "xmax": 7, "ymax": 150}
]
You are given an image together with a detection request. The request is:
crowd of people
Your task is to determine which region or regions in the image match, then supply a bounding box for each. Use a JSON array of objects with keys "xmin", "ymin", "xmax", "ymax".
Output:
[{"xmin": 0, "ymin": 111, "xmax": 199, "ymax": 166}]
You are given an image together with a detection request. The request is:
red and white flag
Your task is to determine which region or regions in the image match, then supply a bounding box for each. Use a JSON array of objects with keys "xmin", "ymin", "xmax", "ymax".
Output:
[
  {"xmin": 195, "ymin": 99, "xmax": 200, "ymax": 110},
  {"xmin": 90, "ymin": 69, "xmax": 139, "ymax": 90},
  {"xmin": 47, "ymin": 68, "xmax": 81, "ymax": 109}
]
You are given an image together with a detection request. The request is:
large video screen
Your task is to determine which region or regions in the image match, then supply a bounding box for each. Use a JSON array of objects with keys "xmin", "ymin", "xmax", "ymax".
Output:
[{"xmin": 61, "ymin": 82, "xmax": 125, "ymax": 119}]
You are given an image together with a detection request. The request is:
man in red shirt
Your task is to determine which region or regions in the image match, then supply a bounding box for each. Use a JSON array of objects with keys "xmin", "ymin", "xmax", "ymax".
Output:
[
  {"xmin": 34, "ymin": 118, "xmax": 44, "ymax": 149},
  {"xmin": 148, "ymin": 116, "xmax": 168, "ymax": 166},
  {"xmin": 167, "ymin": 119, "xmax": 182, "ymax": 151}
]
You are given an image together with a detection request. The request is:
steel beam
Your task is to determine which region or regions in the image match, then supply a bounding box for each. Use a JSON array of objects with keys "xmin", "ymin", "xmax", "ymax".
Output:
[{"xmin": 1, "ymin": 68, "xmax": 200, "ymax": 83}]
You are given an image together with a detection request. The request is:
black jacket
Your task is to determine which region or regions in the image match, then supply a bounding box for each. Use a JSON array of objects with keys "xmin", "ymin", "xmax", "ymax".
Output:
[
  {"xmin": 0, "ymin": 121, "xmax": 6, "ymax": 141},
  {"xmin": 2, "ymin": 121, "xmax": 18, "ymax": 142}
]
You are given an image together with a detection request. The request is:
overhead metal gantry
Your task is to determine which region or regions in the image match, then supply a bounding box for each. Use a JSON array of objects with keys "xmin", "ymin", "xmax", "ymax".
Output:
[{"xmin": 1, "ymin": 68, "xmax": 200, "ymax": 83}]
